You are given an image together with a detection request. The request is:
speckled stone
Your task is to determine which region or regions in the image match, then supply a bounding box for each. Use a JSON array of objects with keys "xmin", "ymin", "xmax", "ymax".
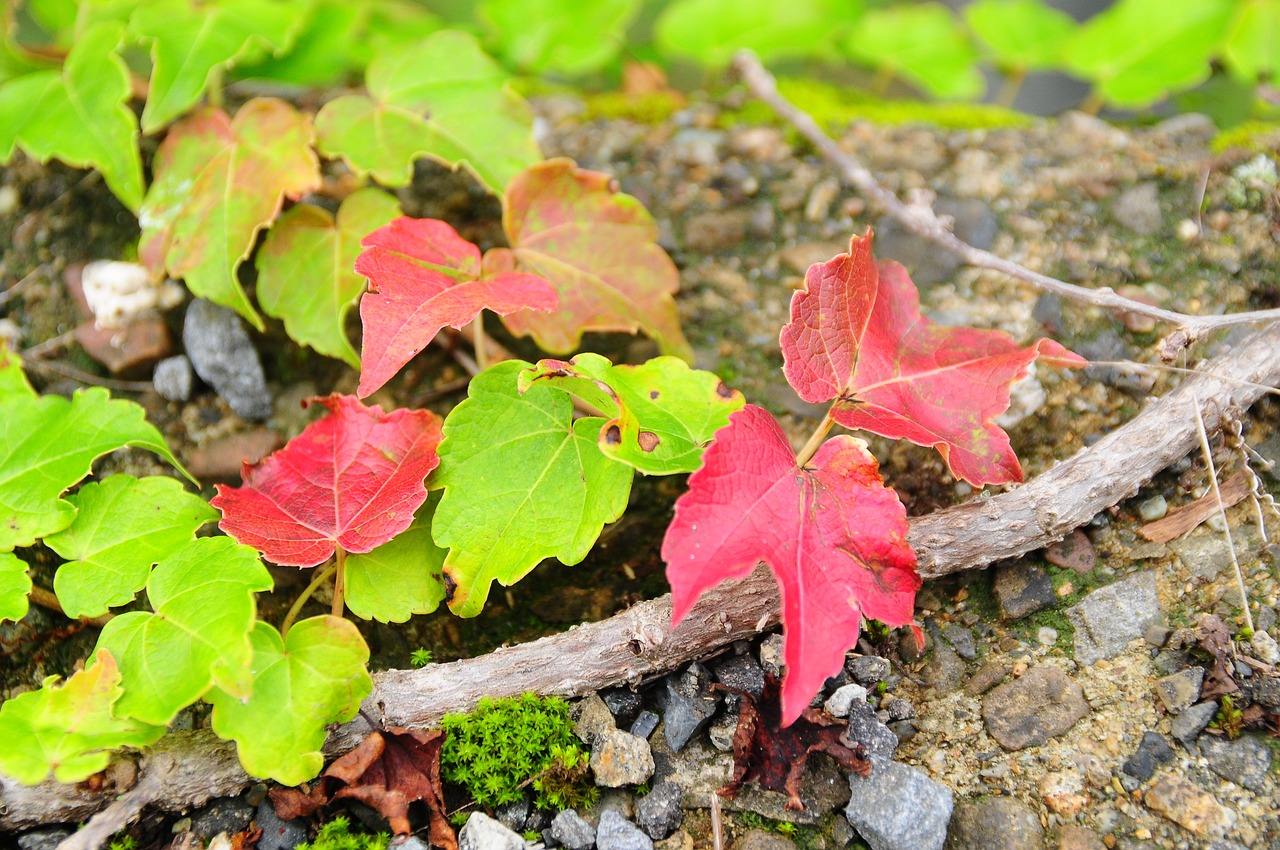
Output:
[
  {"xmin": 982, "ymin": 667, "xmax": 1090, "ymax": 750},
  {"xmin": 944, "ymin": 797, "xmax": 1044, "ymax": 850},
  {"xmin": 1144, "ymin": 774, "xmax": 1237, "ymax": 838},
  {"xmin": 994, "ymin": 564, "xmax": 1056, "ymax": 619},
  {"xmin": 1066, "ymin": 571, "xmax": 1160, "ymax": 665}
]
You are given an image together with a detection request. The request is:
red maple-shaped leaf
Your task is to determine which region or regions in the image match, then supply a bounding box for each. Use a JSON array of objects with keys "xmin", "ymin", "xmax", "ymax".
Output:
[
  {"xmin": 662, "ymin": 404, "xmax": 920, "ymax": 725},
  {"xmin": 212, "ymin": 395, "xmax": 442, "ymax": 566},
  {"xmin": 355, "ymin": 217, "xmax": 557, "ymax": 397},
  {"xmin": 780, "ymin": 230, "xmax": 1086, "ymax": 485}
]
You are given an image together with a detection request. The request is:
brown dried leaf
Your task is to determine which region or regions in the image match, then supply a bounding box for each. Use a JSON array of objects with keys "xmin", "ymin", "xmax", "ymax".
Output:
[
  {"xmin": 1138, "ymin": 472, "xmax": 1251, "ymax": 543},
  {"xmin": 1197, "ymin": 614, "xmax": 1240, "ymax": 701}
]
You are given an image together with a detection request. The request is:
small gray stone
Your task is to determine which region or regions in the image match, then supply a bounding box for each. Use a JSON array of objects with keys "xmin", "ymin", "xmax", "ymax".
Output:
[
  {"xmin": 847, "ymin": 655, "xmax": 891, "ymax": 685},
  {"xmin": 658, "ymin": 663, "xmax": 720, "ymax": 752},
  {"xmin": 824, "ymin": 683, "xmax": 869, "ymax": 718},
  {"xmin": 922, "ymin": 635, "xmax": 965, "ymax": 694},
  {"xmin": 574, "ymin": 692, "xmax": 618, "ymax": 744},
  {"xmin": 597, "ymin": 809, "xmax": 654, "ymax": 850},
  {"xmin": 397, "ymin": 838, "xmax": 430, "ymax": 850},
  {"xmin": 941, "ymin": 625, "xmax": 977, "ymax": 660},
  {"xmin": 602, "ymin": 687, "xmax": 645, "ymax": 728},
  {"xmin": 630, "ymin": 710, "xmax": 660, "ymax": 739},
  {"xmin": 496, "ymin": 796, "xmax": 530, "ymax": 833},
  {"xmin": 1200, "ymin": 734, "xmax": 1274, "ymax": 791},
  {"xmin": 885, "ymin": 698, "xmax": 915, "ymax": 721},
  {"xmin": 1137, "ymin": 495, "xmax": 1168, "ymax": 522},
  {"xmin": 994, "ymin": 564, "xmax": 1056, "ymax": 620},
  {"xmin": 255, "ymin": 800, "xmax": 308, "ymax": 850},
  {"xmin": 1155, "ymin": 667, "xmax": 1204, "ymax": 714},
  {"xmin": 153, "ymin": 354, "xmax": 193, "ymax": 401},
  {"xmin": 637, "ymin": 781, "xmax": 683, "ymax": 839},
  {"xmin": 1121, "ymin": 731, "xmax": 1174, "ymax": 781},
  {"xmin": 192, "ymin": 797, "xmax": 254, "ymax": 840},
  {"xmin": 549, "ymin": 809, "xmax": 596, "ymax": 850},
  {"xmin": 1171, "ymin": 700, "xmax": 1218, "ymax": 743},
  {"xmin": 713, "ymin": 652, "xmax": 766, "ymax": 699},
  {"xmin": 183, "ymin": 299, "xmax": 272, "ymax": 420},
  {"xmin": 965, "ymin": 661, "xmax": 1011, "ymax": 696},
  {"xmin": 982, "ymin": 666, "xmax": 1090, "ymax": 750},
  {"xmin": 591, "ymin": 728, "xmax": 656, "ymax": 787},
  {"xmin": 17, "ymin": 829, "xmax": 73, "ymax": 850},
  {"xmin": 841, "ymin": 702, "xmax": 898, "ymax": 766},
  {"xmin": 845, "ymin": 761, "xmax": 953, "ymax": 850},
  {"xmin": 945, "ymin": 797, "xmax": 1044, "ymax": 850},
  {"xmin": 1243, "ymin": 676, "xmax": 1280, "ymax": 708},
  {"xmin": 1144, "ymin": 624, "xmax": 1174, "ymax": 648},
  {"xmin": 1066, "ymin": 572, "xmax": 1160, "ymax": 665},
  {"xmin": 759, "ymin": 634, "xmax": 784, "ymax": 677},
  {"xmin": 707, "ymin": 709, "xmax": 739, "ymax": 752},
  {"xmin": 1111, "ymin": 183, "xmax": 1162, "ymax": 235},
  {"xmin": 460, "ymin": 812, "xmax": 524, "ymax": 850}
]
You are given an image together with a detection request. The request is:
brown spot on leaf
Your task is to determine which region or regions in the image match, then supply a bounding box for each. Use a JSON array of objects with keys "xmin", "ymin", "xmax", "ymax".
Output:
[
  {"xmin": 715, "ymin": 381, "xmax": 734, "ymax": 399},
  {"xmin": 604, "ymin": 424, "xmax": 622, "ymax": 444},
  {"xmin": 638, "ymin": 431, "xmax": 661, "ymax": 452},
  {"xmin": 442, "ymin": 573, "xmax": 458, "ymax": 605},
  {"xmin": 649, "ymin": 390, "xmax": 660, "ymax": 400}
]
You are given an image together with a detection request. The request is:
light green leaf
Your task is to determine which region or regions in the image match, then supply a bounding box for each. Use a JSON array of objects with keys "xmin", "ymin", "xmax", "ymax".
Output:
[
  {"xmin": 138, "ymin": 97, "xmax": 321, "ymax": 329},
  {"xmin": 1223, "ymin": 0, "xmax": 1280, "ymax": 83},
  {"xmin": 95, "ymin": 536, "xmax": 272, "ymax": 726},
  {"xmin": 964, "ymin": 0, "xmax": 1077, "ymax": 71},
  {"xmin": 0, "ymin": 21, "xmax": 143, "ymax": 210},
  {"xmin": 0, "ymin": 341, "xmax": 36, "ymax": 402},
  {"xmin": 0, "ymin": 387, "xmax": 186, "ymax": 552},
  {"xmin": 1063, "ymin": 0, "xmax": 1235, "ymax": 107},
  {"xmin": 0, "ymin": 550, "xmax": 31, "ymax": 623},
  {"xmin": 431, "ymin": 361, "xmax": 632, "ymax": 617},
  {"xmin": 481, "ymin": 0, "xmax": 639, "ymax": 75},
  {"xmin": 345, "ymin": 494, "xmax": 446, "ymax": 623},
  {"xmin": 519, "ymin": 353, "xmax": 745, "ymax": 475},
  {"xmin": 314, "ymin": 29, "xmax": 540, "ymax": 194},
  {"xmin": 655, "ymin": 0, "xmax": 861, "ymax": 68},
  {"xmin": 847, "ymin": 3, "xmax": 984, "ymax": 100},
  {"xmin": 132, "ymin": 0, "xmax": 301, "ymax": 133},
  {"xmin": 45, "ymin": 475, "xmax": 218, "ymax": 619},
  {"xmin": 0, "ymin": 649, "xmax": 164, "ymax": 785},
  {"xmin": 208, "ymin": 617, "xmax": 371, "ymax": 785},
  {"xmin": 256, "ymin": 188, "xmax": 401, "ymax": 367}
]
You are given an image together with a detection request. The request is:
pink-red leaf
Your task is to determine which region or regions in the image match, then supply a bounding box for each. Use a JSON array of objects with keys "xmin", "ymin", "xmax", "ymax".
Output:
[
  {"xmin": 355, "ymin": 217, "xmax": 557, "ymax": 397},
  {"xmin": 662, "ymin": 404, "xmax": 919, "ymax": 725},
  {"xmin": 212, "ymin": 395, "xmax": 442, "ymax": 567},
  {"xmin": 780, "ymin": 230, "xmax": 1086, "ymax": 485}
]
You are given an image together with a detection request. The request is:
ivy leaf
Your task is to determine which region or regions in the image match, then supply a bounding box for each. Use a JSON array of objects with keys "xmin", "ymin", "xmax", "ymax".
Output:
[
  {"xmin": 94, "ymin": 536, "xmax": 272, "ymax": 725},
  {"xmin": 0, "ymin": 387, "xmax": 186, "ymax": 552},
  {"xmin": 212, "ymin": 395, "xmax": 442, "ymax": 568},
  {"xmin": 655, "ymin": 0, "xmax": 858, "ymax": 67},
  {"xmin": 431, "ymin": 361, "xmax": 633, "ymax": 617},
  {"xmin": 481, "ymin": 0, "xmax": 639, "ymax": 74},
  {"xmin": 0, "ymin": 550, "xmax": 31, "ymax": 623},
  {"xmin": 345, "ymin": 494, "xmax": 447, "ymax": 623},
  {"xmin": 846, "ymin": 3, "xmax": 984, "ymax": 100},
  {"xmin": 0, "ymin": 21, "xmax": 144, "ymax": 210},
  {"xmin": 1223, "ymin": 0, "xmax": 1280, "ymax": 82},
  {"xmin": 354, "ymin": 216, "xmax": 558, "ymax": 398},
  {"xmin": 779, "ymin": 230, "xmax": 1085, "ymax": 486},
  {"xmin": 138, "ymin": 98, "xmax": 321, "ymax": 329},
  {"xmin": 0, "ymin": 650, "xmax": 164, "ymax": 785},
  {"xmin": 964, "ymin": 0, "xmax": 1077, "ymax": 72},
  {"xmin": 662, "ymin": 405, "xmax": 920, "ymax": 725},
  {"xmin": 314, "ymin": 29, "xmax": 540, "ymax": 194},
  {"xmin": 519, "ymin": 353, "xmax": 745, "ymax": 475},
  {"xmin": 1063, "ymin": 0, "xmax": 1235, "ymax": 106},
  {"xmin": 44, "ymin": 475, "xmax": 219, "ymax": 619},
  {"xmin": 484, "ymin": 159, "xmax": 694, "ymax": 361},
  {"xmin": 256, "ymin": 188, "xmax": 402, "ymax": 368},
  {"xmin": 208, "ymin": 617, "xmax": 372, "ymax": 785},
  {"xmin": 131, "ymin": 0, "xmax": 300, "ymax": 133}
]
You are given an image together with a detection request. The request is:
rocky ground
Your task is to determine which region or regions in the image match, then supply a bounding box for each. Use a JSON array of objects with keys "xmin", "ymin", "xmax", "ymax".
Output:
[{"xmin": 4, "ymin": 89, "xmax": 1280, "ymax": 850}]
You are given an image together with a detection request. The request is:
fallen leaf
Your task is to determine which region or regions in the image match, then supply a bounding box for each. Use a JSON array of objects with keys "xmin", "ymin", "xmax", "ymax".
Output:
[
  {"xmin": 1196, "ymin": 614, "xmax": 1239, "ymax": 700},
  {"xmin": 1138, "ymin": 473, "xmax": 1252, "ymax": 543}
]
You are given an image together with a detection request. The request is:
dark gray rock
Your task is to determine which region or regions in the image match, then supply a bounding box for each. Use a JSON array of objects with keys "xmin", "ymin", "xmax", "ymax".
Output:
[
  {"xmin": 658, "ymin": 662, "xmax": 720, "ymax": 752},
  {"xmin": 1200, "ymin": 734, "xmax": 1274, "ymax": 791},
  {"xmin": 596, "ymin": 809, "xmax": 654, "ymax": 850},
  {"xmin": 1066, "ymin": 572, "xmax": 1160, "ymax": 665},
  {"xmin": 17, "ymin": 829, "xmax": 72, "ymax": 850},
  {"xmin": 1242, "ymin": 675, "xmax": 1280, "ymax": 708},
  {"xmin": 460, "ymin": 812, "xmax": 523, "ymax": 850},
  {"xmin": 848, "ymin": 655, "xmax": 891, "ymax": 685},
  {"xmin": 845, "ymin": 761, "xmax": 953, "ymax": 850},
  {"xmin": 841, "ymin": 702, "xmax": 898, "ymax": 766},
  {"xmin": 256, "ymin": 800, "xmax": 307, "ymax": 850},
  {"xmin": 636, "ymin": 781, "xmax": 683, "ymax": 839},
  {"xmin": 945, "ymin": 797, "xmax": 1044, "ymax": 850},
  {"xmin": 1144, "ymin": 624, "xmax": 1174, "ymax": 647},
  {"xmin": 192, "ymin": 796, "xmax": 254, "ymax": 840},
  {"xmin": 1122, "ymin": 731, "xmax": 1174, "ymax": 781},
  {"xmin": 591, "ymin": 728, "xmax": 655, "ymax": 787},
  {"xmin": 922, "ymin": 635, "xmax": 965, "ymax": 694},
  {"xmin": 602, "ymin": 687, "xmax": 644, "ymax": 728},
  {"xmin": 994, "ymin": 564, "xmax": 1056, "ymax": 620},
  {"xmin": 982, "ymin": 666, "xmax": 1090, "ymax": 750},
  {"xmin": 1171, "ymin": 700, "xmax": 1218, "ymax": 744},
  {"xmin": 1155, "ymin": 667, "xmax": 1204, "ymax": 714},
  {"xmin": 630, "ymin": 710, "xmax": 660, "ymax": 739},
  {"xmin": 889, "ymin": 719, "xmax": 919, "ymax": 743},
  {"xmin": 885, "ymin": 698, "xmax": 915, "ymax": 721},
  {"xmin": 713, "ymin": 652, "xmax": 766, "ymax": 699},
  {"xmin": 941, "ymin": 625, "xmax": 977, "ymax": 661},
  {"xmin": 495, "ymin": 796, "xmax": 530, "ymax": 833},
  {"xmin": 153, "ymin": 354, "xmax": 193, "ymax": 401},
  {"xmin": 549, "ymin": 809, "xmax": 596, "ymax": 850},
  {"xmin": 183, "ymin": 299, "xmax": 272, "ymax": 419}
]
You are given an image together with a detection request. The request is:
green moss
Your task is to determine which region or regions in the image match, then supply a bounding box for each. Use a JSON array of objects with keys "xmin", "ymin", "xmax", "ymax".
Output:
[
  {"xmin": 296, "ymin": 816, "xmax": 389, "ymax": 850},
  {"xmin": 1211, "ymin": 121, "xmax": 1280, "ymax": 155},
  {"xmin": 584, "ymin": 90, "xmax": 686, "ymax": 124},
  {"xmin": 733, "ymin": 811, "xmax": 831, "ymax": 850}
]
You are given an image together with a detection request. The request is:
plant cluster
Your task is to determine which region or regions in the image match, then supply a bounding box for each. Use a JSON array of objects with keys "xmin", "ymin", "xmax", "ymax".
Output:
[{"xmin": 296, "ymin": 816, "xmax": 390, "ymax": 850}]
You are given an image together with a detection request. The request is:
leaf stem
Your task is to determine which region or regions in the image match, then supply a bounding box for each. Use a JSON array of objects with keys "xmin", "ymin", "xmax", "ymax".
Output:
[
  {"xmin": 995, "ymin": 67, "xmax": 1026, "ymax": 110},
  {"xmin": 27, "ymin": 585, "xmax": 113, "ymax": 628},
  {"xmin": 208, "ymin": 65, "xmax": 225, "ymax": 109},
  {"xmin": 795, "ymin": 411, "xmax": 836, "ymax": 468},
  {"xmin": 471, "ymin": 317, "xmax": 488, "ymax": 371},
  {"xmin": 332, "ymin": 546, "xmax": 347, "ymax": 619},
  {"xmin": 282, "ymin": 562, "xmax": 337, "ymax": 636}
]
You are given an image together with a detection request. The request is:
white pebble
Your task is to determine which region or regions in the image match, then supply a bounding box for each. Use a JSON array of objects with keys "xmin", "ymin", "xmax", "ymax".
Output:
[
  {"xmin": 823, "ymin": 683, "xmax": 868, "ymax": 718},
  {"xmin": 82, "ymin": 260, "xmax": 184, "ymax": 329},
  {"xmin": 1176, "ymin": 218, "xmax": 1200, "ymax": 241},
  {"xmin": 0, "ymin": 185, "xmax": 19, "ymax": 216},
  {"xmin": 1138, "ymin": 495, "xmax": 1168, "ymax": 521},
  {"xmin": 1251, "ymin": 630, "xmax": 1279, "ymax": 665},
  {"xmin": 1037, "ymin": 627, "xmax": 1059, "ymax": 646}
]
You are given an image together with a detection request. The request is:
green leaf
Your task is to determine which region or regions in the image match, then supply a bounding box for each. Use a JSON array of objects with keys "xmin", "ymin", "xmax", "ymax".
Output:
[
  {"xmin": 481, "ymin": 0, "xmax": 640, "ymax": 75},
  {"xmin": 0, "ymin": 387, "xmax": 186, "ymax": 552},
  {"xmin": 431, "ymin": 361, "xmax": 632, "ymax": 617},
  {"xmin": 0, "ymin": 21, "xmax": 144, "ymax": 210},
  {"xmin": 94, "ymin": 536, "xmax": 272, "ymax": 726},
  {"xmin": 208, "ymin": 617, "xmax": 371, "ymax": 785},
  {"xmin": 314, "ymin": 29, "xmax": 540, "ymax": 194},
  {"xmin": 131, "ymin": 0, "xmax": 301, "ymax": 133},
  {"xmin": 44, "ymin": 475, "xmax": 219, "ymax": 619},
  {"xmin": 256, "ymin": 188, "xmax": 401, "ymax": 367},
  {"xmin": 138, "ymin": 98, "xmax": 321, "ymax": 329},
  {"xmin": 0, "ymin": 341, "xmax": 36, "ymax": 402},
  {"xmin": 655, "ymin": 0, "xmax": 861, "ymax": 68},
  {"xmin": 0, "ymin": 649, "xmax": 165, "ymax": 784},
  {"xmin": 345, "ymin": 493, "xmax": 447, "ymax": 623},
  {"xmin": 964, "ymin": 0, "xmax": 1077, "ymax": 71},
  {"xmin": 1063, "ymin": 0, "xmax": 1235, "ymax": 107},
  {"xmin": 0, "ymin": 550, "xmax": 31, "ymax": 623},
  {"xmin": 519, "ymin": 353, "xmax": 745, "ymax": 475},
  {"xmin": 1223, "ymin": 0, "xmax": 1280, "ymax": 83},
  {"xmin": 847, "ymin": 3, "xmax": 984, "ymax": 100}
]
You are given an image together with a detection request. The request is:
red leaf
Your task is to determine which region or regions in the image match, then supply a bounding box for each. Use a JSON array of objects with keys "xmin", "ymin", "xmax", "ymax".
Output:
[
  {"xmin": 355, "ymin": 217, "xmax": 557, "ymax": 397},
  {"xmin": 780, "ymin": 230, "xmax": 1086, "ymax": 485},
  {"xmin": 662, "ymin": 405, "xmax": 919, "ymax": 725},
  {"xmin": 212, "ymin": 395, "xmax": 442, "ymax": 566}
]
